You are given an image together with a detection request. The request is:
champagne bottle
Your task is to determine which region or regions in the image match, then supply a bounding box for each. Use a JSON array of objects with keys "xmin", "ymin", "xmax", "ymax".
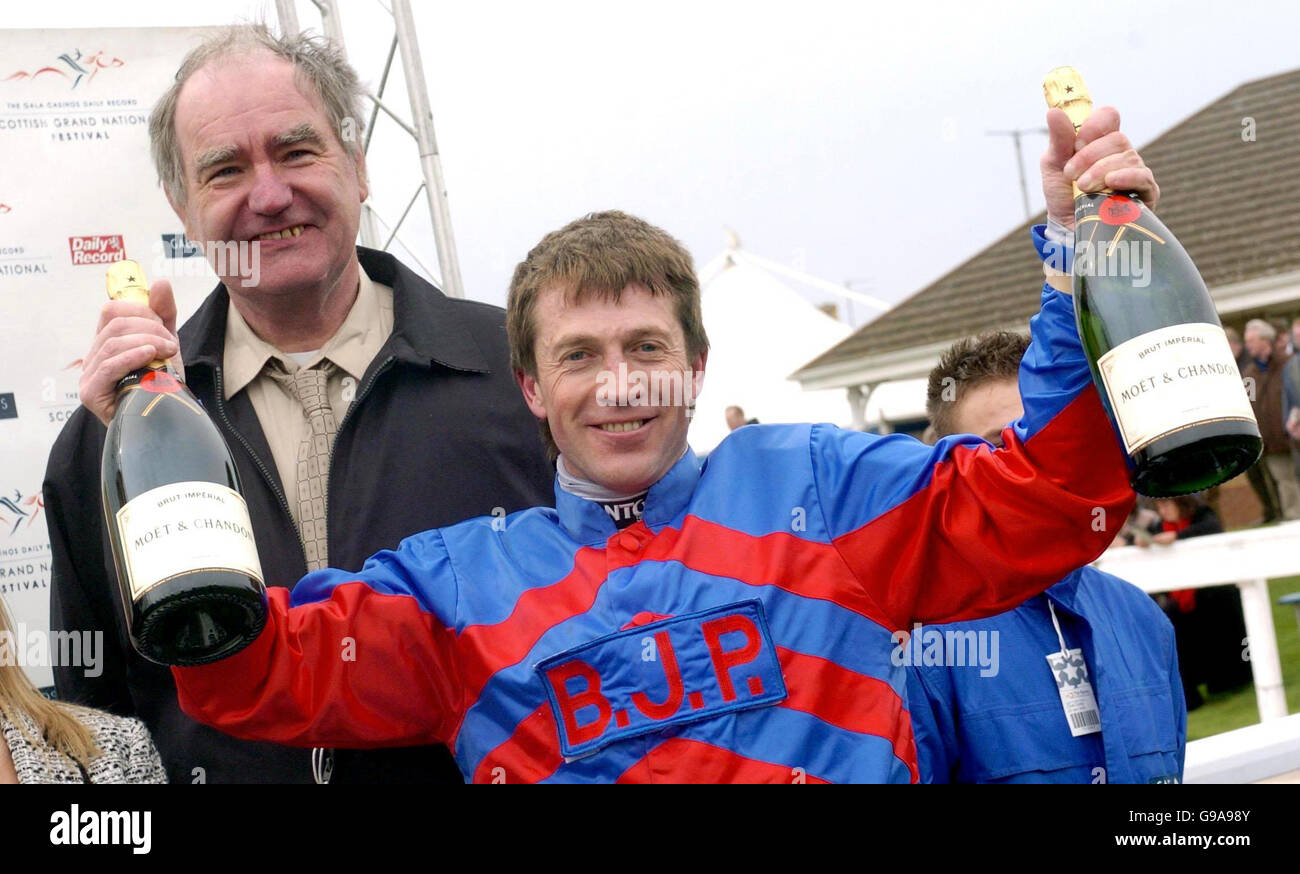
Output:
[
  {"xmin": 1043, "ymin": 67, "xmax": 1261, "ymax": 496},
  {"xmin": 100, "ymin": 260, "xmax": 267, "ymax": 665}
]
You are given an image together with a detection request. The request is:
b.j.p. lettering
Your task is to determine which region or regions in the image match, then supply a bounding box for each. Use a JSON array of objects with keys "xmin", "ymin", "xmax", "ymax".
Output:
[{"xmin": 537, "ymin": 600, "xmax": 787, "ymax": 758}]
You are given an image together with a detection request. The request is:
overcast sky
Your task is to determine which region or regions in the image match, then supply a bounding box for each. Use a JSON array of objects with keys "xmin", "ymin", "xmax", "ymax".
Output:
[{"xmin": 10, "ymin": 0, "xmax": 1299, "ymax": 322}]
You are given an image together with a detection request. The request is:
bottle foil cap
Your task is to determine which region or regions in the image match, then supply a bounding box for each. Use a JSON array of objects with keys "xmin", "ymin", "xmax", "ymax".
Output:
[
  {"xmin": 1043, "ymin": 66, "xmax": 1093, "ymax": 132},
  {"xmin": 106, "ymin": 259, "xmax": 149, "ymax": 305}
]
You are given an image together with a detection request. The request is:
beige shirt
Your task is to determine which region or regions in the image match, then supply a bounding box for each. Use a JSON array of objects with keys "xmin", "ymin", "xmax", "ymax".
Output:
[{"xmin": 223, "ymin": 266, "xmax": 394, "ymax": 530}]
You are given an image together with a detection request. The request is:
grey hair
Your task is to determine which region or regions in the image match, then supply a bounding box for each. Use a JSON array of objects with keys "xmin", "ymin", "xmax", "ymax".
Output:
[
  {"xmin": 148, "ymin": 24, "xmax": 365, "ymax": 206},
  {"xmin": 1244, "ymin": 318, "xmax": 1276, "ymax": 342}
]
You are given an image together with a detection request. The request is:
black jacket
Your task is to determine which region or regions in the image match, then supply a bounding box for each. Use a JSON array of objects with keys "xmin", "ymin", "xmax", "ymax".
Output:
[{"xmin": 44, "ymin": 248, "xmax": 554, "ymax": 783}]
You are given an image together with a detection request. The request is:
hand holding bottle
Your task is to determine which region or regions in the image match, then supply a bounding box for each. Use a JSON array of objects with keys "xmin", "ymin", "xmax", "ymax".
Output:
[
  {"xmin": 1040, "ymin": 105, "xmax": 1160, "ymax": 231},
  {"xmin": 80, "ymin": 276, "xmax": 182, "ymax": 426}
]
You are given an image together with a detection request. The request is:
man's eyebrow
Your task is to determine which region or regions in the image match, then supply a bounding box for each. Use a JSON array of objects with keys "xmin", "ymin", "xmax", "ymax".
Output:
[
  {"xmin": 549, "ymin": 326, "xmax": 671, "ymax": 353},
  {"xmin": 194, "ymin": 145, "xmax": 238, "ymax": 177},
  {"xmin": 273, "ymin": 123, "xmax": 326, "ymax": 149},
  {"xmin": 548, "ymin": 331, "xmax": 599, "ymax": 353}
]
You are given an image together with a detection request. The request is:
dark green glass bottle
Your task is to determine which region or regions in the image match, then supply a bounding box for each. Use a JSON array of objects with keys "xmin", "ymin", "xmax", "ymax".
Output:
[
  {"xmin": 1045, "ymin": 68, "xmax": 1261, "ymax": 496},
  {"xmin": 100, "ymin": 260, "xmax": 267, "ymax": 665}
]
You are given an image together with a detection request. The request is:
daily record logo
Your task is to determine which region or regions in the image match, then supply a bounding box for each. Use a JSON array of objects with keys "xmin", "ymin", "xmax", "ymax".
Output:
[{"xmin": 68, "ymin": 234, "xmax": 124, "ymax": 266}]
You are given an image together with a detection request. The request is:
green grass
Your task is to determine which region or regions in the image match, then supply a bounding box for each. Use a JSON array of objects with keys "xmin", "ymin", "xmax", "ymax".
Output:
[{"xmin": 1185, "ymin": 575, "xmax": 1300, "ymax": 741}]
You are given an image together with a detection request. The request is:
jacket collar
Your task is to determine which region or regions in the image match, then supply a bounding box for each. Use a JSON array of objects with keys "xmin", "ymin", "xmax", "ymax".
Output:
[
  {"xmin": 181, "ymin": 247, "xmax": 491, "ymax": 375},
  {"xmin": 554, "ymin": 448, "xmax": 702, "ymax": 545},
  {"xmin": 1043, "ymin": 567, "xmax": 1086, "ymax": 614}
]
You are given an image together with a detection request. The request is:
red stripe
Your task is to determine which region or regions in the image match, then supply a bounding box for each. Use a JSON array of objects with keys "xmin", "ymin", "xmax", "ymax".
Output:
[
  {"xmin": 777, "ymin": 646, "xmax": 918, "ymax": 783},
  {"xmin": 616, "ymin": 738, "xmax": 831, "ymax": 784},
  {"xmin": 472, "ymin": 704, "xmax": 565, "ymax": 784},
  {"xmin": 834, "ymin": 389, "xmax": 1134, "ymax": 627},
  {"xmin": 643, "ymin": 518, "xmax": 892, "ymax": 625}
]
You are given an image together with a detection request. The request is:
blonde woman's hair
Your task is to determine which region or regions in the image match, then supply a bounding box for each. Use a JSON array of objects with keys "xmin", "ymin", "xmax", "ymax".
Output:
[{"xmin": 0, "ymin": 597, "xmax": 100, "ymax": 771}]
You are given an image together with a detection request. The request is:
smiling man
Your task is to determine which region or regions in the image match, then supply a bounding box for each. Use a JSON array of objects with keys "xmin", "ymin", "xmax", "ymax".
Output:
[
  {"xmin": 172, "ymin": 95, "xmax": 1159, "ymax": 781},
  {"xmin": 43, "ymin": 26, "xmax": 553, "ymax": 785}
]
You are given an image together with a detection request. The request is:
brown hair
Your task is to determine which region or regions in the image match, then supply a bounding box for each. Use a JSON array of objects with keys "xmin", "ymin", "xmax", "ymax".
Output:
[
  {"xmin": 506, "ymin": 211, "xmax": 709, "ymax": 459},
  {"xmin": 0, "ymin": 598, "xmax": 100, "ymax": 772},
  {"xmin": 926, "ymin": 330, "xmax": 1030, "ymax": 439}
]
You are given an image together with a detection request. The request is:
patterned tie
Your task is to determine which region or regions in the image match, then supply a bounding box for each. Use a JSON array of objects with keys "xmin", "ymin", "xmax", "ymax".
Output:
[{"xmin": 289, "ymin": 362, "xmax": 336, "ymax": 572}]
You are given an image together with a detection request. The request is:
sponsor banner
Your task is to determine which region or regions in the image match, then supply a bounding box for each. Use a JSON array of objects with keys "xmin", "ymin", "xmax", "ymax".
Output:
[{"xmin": 0, "ymin": 27, "xmax": 224, "ymax": 689}]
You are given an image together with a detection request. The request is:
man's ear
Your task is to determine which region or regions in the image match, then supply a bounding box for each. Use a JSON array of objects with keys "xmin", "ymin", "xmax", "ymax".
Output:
[
  {"xmin": 353, "ymin": 148, "xmax": 370, "ymax": 203},
  {"xmin": 689, "ymin": 349, "xmax": 708, "ymax": 406},
  {"xmin": 515, "ymin": 368, "xmax": 548, "ymax": 420}
]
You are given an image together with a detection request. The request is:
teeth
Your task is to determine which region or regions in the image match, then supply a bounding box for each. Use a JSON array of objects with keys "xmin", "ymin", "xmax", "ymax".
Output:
[
  {"xmin": 600, "ymin": 420, "xmax": 645, "ymax": 433},
  {"xmin": 256, "ymin": 225, "xmax": 304, "ymax": 240}
]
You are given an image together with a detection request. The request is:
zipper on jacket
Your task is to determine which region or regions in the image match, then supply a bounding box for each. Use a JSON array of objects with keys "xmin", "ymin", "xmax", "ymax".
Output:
[
  {"xmin": 212, "ymin": 365, "xmax": 306, "ymax": 566},
  {"xmin": 325, "ymin": 355, "xmax": 396, "ymax": 519}
]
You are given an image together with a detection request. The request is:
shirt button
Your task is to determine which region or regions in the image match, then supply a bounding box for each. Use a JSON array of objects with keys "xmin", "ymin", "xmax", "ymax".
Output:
[{"xmin": 618, "ymin": 533, "xmax": 640, "ymax": 552}]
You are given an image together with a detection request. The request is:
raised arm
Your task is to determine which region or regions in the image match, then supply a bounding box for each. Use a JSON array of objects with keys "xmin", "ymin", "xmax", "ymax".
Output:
[
  {"xmin": 172, "ymin": 529, "xmax": 465, "ymax": 749},
  {"xmin": 813, "ymin": 279, "xmax": 1134, "ymax": 627}
]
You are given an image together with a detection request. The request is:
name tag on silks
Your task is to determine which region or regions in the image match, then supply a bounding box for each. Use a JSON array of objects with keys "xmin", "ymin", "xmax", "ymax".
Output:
[
  {"xmin": 536, "ymin": 600, "xmax": 788, "ymax": 760},
  {"xmin": 1046, "ymin": 648, "xmax": 1101, "ymax": 737}
]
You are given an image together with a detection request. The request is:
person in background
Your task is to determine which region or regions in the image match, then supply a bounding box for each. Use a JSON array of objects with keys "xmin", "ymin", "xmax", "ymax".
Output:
[
  {"xmin": 1282, "ymin": 330, "xmax": 1300, "ymax": 482},
  {"xmin": 1228, "ymin": 324, "xmax": 1276, "ymax": 521},
  {"xmin": 1225, "ymin": 326, "xmax": 1248, "ymax": 371},
  {"xmin": 1140, "ymin": 496, "xmax": 1251, "ymax": 709},
  {"xmin": 1242, "ymin": 319, "xmax": 1300, "ymax": 520},
  {"xmin": 1272, "ymin": 320, "xmax": 1292, "ymax": 360},
  {"xmin": 43, "ymin": 25, "xmax": 553, "ymax": 785},
  {"xmin": 724, "ymin": 404, "xmax": 758, "ymax": 431},
  {"xmin": 905, "ymin": 331, "xmax": 1185, "ymax": 783},
  {"xmin": 0, "ymin": 598, "xmax": 165, "ymax": 783}
]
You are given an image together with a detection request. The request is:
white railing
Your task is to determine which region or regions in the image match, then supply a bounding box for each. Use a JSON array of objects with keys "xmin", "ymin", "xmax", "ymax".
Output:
[
  {"xmin": 1092, "ymin": 520, "xmax": 1300, "ymax": 723},
  {"xmin": 1184, "ymin": 713, "xmax": 1300, "ymax": 783}
]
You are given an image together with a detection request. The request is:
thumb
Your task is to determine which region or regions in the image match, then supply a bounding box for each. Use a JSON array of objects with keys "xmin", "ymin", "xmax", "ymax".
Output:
[
  {"xmin": 149, "ymin": 279, "xmax": 178, "ymax": 336},
  {"xmin": 1043, "ymin": 108, "xmax": 1076, "ymax": 171}
]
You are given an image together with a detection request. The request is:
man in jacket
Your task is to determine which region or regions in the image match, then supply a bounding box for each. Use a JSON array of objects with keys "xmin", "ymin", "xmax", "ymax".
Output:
[
  {"xmin": 43, "ymin": 25, "xmax": 553, "ymax": 784},
  {"xmin": 1242, "ymin": 319, "xmax": 1300, "ymax": 520},
  {"xmin": 170, "ymin": 101, "xmax": 1160, "ymax": 781},
  {"xmin": 906, "ymin": 331, "xmax": 1186, "ymax": 783}
]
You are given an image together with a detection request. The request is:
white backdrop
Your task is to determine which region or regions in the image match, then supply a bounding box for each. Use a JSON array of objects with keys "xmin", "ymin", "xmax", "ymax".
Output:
[{"xmin": 0, "ymin": 27, "xmax": 224, "ymax": 691}]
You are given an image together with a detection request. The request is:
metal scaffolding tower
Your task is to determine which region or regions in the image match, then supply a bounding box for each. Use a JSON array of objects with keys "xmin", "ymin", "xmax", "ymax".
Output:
[{"xmin": 277, "ymin": 0, "xmax": 466, "ymax": 298}]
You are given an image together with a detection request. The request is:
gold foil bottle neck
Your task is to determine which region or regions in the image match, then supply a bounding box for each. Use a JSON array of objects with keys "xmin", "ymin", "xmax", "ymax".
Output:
[
  {"xmin": 105, "ymin": 259, "xmax": 170, "ymax": 371},
  {"xmin": 1043, "ymin": 66, "xmax": 1093, "ymax": 132},
  {"xmin": 106, "ymin": 259, "xmax": 150, "ymax": 305}
]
